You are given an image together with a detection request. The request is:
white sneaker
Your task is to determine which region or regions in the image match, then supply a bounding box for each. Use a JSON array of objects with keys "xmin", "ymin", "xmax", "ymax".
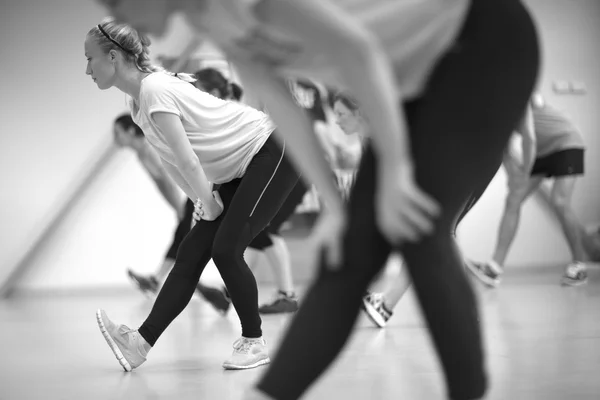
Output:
[
  {"xmin": 465, "ymin": 260, "xmax": 502, "ymax": 288},
  {"xmin": 561, "ymin": 262, "xmax": 588, "ymax": 286},
  {"xmin": 96, "ymin": 309, "xmax": 150, "ymax": 372},
  {"xmin": 361, "ymin": 292, "xmax": 392, "ymax": 328},
  {"xmin": 222, "ymin": 337, "xmax": 270, "ymax": 370}
]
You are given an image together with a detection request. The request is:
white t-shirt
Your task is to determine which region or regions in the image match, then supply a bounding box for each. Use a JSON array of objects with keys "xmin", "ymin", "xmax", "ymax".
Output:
[{"xmin": 129, "ymin": 72, "xmax": 274, "ymax": 184}]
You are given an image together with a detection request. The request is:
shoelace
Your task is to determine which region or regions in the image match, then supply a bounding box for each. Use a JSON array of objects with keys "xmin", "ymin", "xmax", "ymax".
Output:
[
  {"xmin": 232, "ymin": 338, "xmax": 261, "ymax": 354},
  {"xmin": 118, "ymin": 326, "xmax": 136, "ymax": 337}
]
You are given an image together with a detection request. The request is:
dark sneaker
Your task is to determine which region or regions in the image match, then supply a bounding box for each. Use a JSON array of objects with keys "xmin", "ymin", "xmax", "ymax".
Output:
[
  {"xmin": 196, "ymin": 283, "xmax": 231, "ymax": 314},
  {"xmin": 126, "ymin": 269, "xmax": 159, "ymax": 297},
  {"xmin": 259, "ymin": 292, "xmax": 299, "ymax": 314}
]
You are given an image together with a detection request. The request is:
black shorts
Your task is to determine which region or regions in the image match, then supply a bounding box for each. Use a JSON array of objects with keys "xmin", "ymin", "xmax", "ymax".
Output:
[{"xmin": 530, "ymin": 148, "xmax": 584, "ymax": 177}]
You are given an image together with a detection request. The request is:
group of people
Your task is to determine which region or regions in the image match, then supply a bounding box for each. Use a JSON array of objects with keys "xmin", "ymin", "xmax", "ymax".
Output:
[{"xmin": 84, "ymin": 0, "xmax": 598, "ymax": 399}]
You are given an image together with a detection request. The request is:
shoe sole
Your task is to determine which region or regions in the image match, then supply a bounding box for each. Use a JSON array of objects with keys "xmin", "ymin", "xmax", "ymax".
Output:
[
  {"xmin": 362, "ymin": 298, "xmax": 387, "ymax": 328},
  {"xmin": 258, "ymin": 309, "xmax": 298, "ymax": 314},
  {"xmin": 464, "ymin": 262, "xmax": 500, "ymax": 288},
  {"xmin": 561, "ymin": 278, "xmax": 588, "ymax": 287},
  {"xmin": 222, "ymin": 356, "xmax": 271, "ymax": 370},
  {"xmin": 96, "ymin": 309, "xmax": 133, "ymax": 372}
]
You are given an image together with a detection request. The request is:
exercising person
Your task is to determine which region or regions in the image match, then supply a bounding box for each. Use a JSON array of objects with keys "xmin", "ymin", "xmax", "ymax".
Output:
[
  {"xmin": 86, "ymin": 19, "xmax": 299, "ymax": 370},
  {"xmin": 467, "ymin": 93, "xmax": 588, "ymax": 287}
]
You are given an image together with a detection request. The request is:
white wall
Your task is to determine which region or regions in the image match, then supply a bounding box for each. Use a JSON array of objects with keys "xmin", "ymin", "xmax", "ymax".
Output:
[
  {"xmin": 458, "ymin": 0, "xmax": 600, "ymax": 267},
  {"xmin": 10, "ymin": 0, "xmax": 600, "ymax": 293},
  {"xmin": 0, "ymin": 0, "xmax": 129, "ymax": 288},
  {"xmin": 15, "ymin": 149, "xmax": 179, "ymax": 291}
]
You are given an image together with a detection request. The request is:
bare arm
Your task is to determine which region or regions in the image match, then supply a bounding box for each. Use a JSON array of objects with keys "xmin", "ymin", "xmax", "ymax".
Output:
[
  {"xmin": 151, "ymin": 112, "xmax": 217, "ymax": 208},
  {"xmin": 160, "ymin": 158, "xmax": 198, "ymax": 203},
  {"xmin": 253, "ymin": 0, "xmax": 410, "ymax": 167},
  {"xmin": 515, "ymin": 105, "xmax": 537, "ymax": 174}
]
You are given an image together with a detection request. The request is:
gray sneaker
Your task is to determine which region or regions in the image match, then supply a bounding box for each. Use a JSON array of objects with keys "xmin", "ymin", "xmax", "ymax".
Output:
[
  {"xmin": 222, "ymin": 337, "xmax": 270, "ymax": 370},
  {"xmin": 96, "ymin": 309, "xmax": 150, "ymax": 372}
]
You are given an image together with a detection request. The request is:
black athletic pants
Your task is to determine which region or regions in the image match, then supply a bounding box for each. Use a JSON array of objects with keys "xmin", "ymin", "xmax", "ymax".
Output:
[
  {"xmin": 248, "ymin": 178, "xmax": 308, "ymax": 251},
  {"xmin": 257, "ymin": 0, "xmax": 539, "ymax": 399},
  {"xmin": 138, "ymin": 135, "xmax": 299, "ymax": 344}
]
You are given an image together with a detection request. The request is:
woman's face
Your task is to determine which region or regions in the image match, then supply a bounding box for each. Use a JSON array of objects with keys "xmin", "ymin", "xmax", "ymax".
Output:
[
  {"xmin": 98, "ymin": 0, "xmax": 172, "ymax": 36},
  {"xmin": 333, "ymin": 100, "xmax": 361, "ymax": 135},
  {"xmin": 84, "ymin": 37, "xmax": 117, "ymax": 90}
]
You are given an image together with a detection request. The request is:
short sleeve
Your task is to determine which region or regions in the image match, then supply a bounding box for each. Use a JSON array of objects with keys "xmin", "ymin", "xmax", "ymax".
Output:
[{"xmin": 142, "ymin": 79, "xmax": 182, "ymax": 118}]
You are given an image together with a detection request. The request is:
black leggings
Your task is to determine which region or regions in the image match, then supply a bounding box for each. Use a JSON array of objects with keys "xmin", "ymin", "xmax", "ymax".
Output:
[
  {"xmin": 138, "ymin": 135, "xmax": 299, "ymax": 345},
  {"xmin": 257, "ymin": 1, "xmax": 539, "ymax": 399},
  {"xmin": 248, "ymin": 178, "xmax": 308, "ymax": 250},
  {"xmin": 164, "ymin": 199, "xmax": 195, "ymax": 260}
]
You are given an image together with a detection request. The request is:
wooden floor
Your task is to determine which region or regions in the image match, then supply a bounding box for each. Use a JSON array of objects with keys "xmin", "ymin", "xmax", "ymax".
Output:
[{"xmin": 1, "ymin": 266, "xmax": 599, "ymax": 400}]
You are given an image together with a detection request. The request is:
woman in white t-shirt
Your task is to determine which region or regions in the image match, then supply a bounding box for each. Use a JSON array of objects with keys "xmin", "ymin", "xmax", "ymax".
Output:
[
  {"xmin": 86, "ymin": 19, "xmax": 300, "ymax": 372},
  {"xmin": 97, "ymin": 1, "xmax": 540, "ymax": 399}
]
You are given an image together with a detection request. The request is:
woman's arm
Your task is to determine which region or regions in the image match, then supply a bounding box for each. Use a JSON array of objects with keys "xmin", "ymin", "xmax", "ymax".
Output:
[
  {"xmin": 160, "ymin": 158, "xmax": 197, "ymax": 203},
  {"xmin": 151, "ymin": 112, "xmax": 219, "ymax": 211},
  {"xmin": 253, "ymin": 0, "xmax": 410, "ymax": 167}
]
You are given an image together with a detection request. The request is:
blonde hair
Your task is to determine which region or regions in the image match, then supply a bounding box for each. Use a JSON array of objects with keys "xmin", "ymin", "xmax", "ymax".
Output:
[{"xmin": 88, "ymin": 17, "xmax": 196, "ymax": 83}]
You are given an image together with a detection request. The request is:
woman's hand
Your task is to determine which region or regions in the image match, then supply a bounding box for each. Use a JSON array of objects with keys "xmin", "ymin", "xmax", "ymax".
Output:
[
  {"xmin": 376, "ymin": 160, "xmax": 440, "ymax": 244},
  {"xmin": 312, "ymin": 206, "xmax": 348, "ymax": 270},
  {"xmin": 193, "ymin": 191, "xmax": 224, "ymax": 223}
]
